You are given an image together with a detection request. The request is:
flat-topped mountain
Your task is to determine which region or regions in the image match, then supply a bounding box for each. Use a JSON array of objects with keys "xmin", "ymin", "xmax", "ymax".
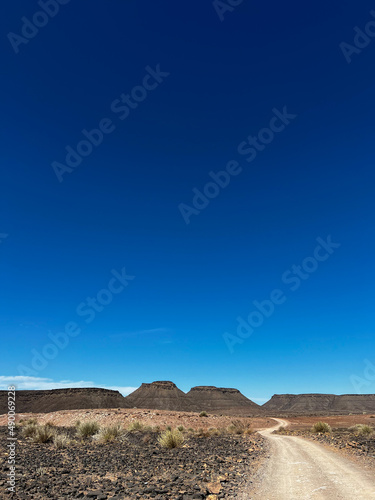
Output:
[
  {"xmin": 186, "ymin": 386, "xmax": 262, "ymax": 412},
  {"xmin": 124, "ymin": 381, "xmax": 199, "ymax": 411},
  {"xmin": 0, "ymin": 388, "xmax": 129, "ymax": 413},
  {"xmin": 262, "ymin": 393, "xmax": 375, "ymax": 414},
  {"xmin": 3, "ymin": 384, "xmax": 374, "ymax": 415}
]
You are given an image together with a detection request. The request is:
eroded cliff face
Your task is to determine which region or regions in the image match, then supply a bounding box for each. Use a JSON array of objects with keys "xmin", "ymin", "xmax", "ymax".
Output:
[
  {"xmin": 140, "ymin": 381, "xmax": 178, "ymax": 390},
  {"xmin": 124, "ymin": 381, "xmax": 199, "ymax": 411},
  {"xmin": 186, "ymin": 386, "xmax": 262, "ymax": 411},
  {"xmin": 0, "ymin": 388, "xmax": 129, "ymax": 413},
  {"xmin": 262, "ymin": 393, "xmax": 375, "ymax": 414}
]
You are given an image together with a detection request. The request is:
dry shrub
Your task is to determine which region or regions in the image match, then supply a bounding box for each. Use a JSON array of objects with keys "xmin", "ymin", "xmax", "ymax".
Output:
[
  {"xmin": 127, "ymin": 420, "xmax": 143, "ymax": 432},
  {"xmin": 197, "ymin": 428, "xmax": 210, "ymax": 437},
  {"xmin": 244, "ymin": 427, "xmax": 254, "ymax": 435},
  {"xmin": 227, "ymin": 419, "xmax": 251, "ymax": 435},
  {"xmin": 158, "ymin": 429, "xmax": 184, "ymax": 448},
  {"xmin": 21, "ymin": 422, "xmax": 38, "ymax": 438},
  {"xmin": 53, "ymin": 432, "xmax": 71, "ymax": 448},
  {"xmin": 311, "ymin": 422, "xmax": 331, "ymax": 433},
  {"xmin": 31, "ymin": 425, "xmax": 56, "ymax": 443},
  {"xmin": 76, "ymin": 421, "xmax": 100, "ymax": 438},
  {"xmin": 350, "ymin": 424, "xmax": 374, "ymax": 435},
  {"xmin": 22, "ymin": 418, "xmax": 38, "ymax": 426},
  {"xmin": 94, "ymin": 424, "xmax": 123, "ymax": 443}
]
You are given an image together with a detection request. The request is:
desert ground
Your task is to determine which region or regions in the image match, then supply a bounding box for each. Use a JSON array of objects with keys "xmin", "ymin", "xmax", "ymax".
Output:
[
  {"xmin": 243, "ymin": 418, "xmax": 375, "ymax": 499},
  {"xmin": 1, "ymin": 409, "xmax": 375, "ymax": 499},
  {"xmin": 0, "ymin": 410, "xmax": 272, "ymax": 499}
]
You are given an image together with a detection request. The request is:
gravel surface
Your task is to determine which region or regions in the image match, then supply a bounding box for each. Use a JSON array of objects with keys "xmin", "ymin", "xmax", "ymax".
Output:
[{"xmin": 0, "ymin": 426, "xmax": 266, "ymax": 499}]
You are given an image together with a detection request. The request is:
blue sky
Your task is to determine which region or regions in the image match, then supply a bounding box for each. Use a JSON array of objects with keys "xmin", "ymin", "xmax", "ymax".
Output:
[{"xmin": 1, "ymin": 0, "xmax": 375, "ymax": 403}]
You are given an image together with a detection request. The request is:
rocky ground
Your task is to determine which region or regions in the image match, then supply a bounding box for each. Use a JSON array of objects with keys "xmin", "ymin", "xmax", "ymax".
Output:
[
  {"xmin": 0, "ymin": 425, "xmax": 266, "ymax": 499},
  {"xmin": 0, "ymin": 409, "xmax": 273, "ymax": 431},
  {"xmin": 275, "ymin": 420, "xmax": 375, "ymax": 464}
]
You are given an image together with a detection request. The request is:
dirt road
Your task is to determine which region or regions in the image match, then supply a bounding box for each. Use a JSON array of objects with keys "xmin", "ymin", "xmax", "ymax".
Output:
[{"xmin": 249, "ymin": 418, "xmax": 375, "ymax": 499}]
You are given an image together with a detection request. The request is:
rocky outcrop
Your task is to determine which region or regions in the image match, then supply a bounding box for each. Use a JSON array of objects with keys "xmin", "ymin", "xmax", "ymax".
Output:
[
  {"xmin": 186, "ymin": 386, "xmax": 262, "ymax": 412},
  {"xmin": 124, "ymin": 381, "xmax": 199, "ymax": 412},
  {"xmin": 0, "ymin": 388, "xmax": 129, "ymax": 413},
  {"xmin": 262, "ymin": 394, "xmax": 375, "ymax": 414}
]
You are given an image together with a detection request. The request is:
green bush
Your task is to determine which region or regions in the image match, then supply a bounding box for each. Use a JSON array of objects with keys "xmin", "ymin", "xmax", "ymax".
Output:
[
  {"xmin": 158, "ymin": 429, "xmax": 184, "ymax": 449},
  {"xmin": 311, "ymin": 421, "xmax": 331, "ymax": 433},
  {"xmin": 199, "ymin": 411, "xmax": 208, "ymax": 417},
  {"xmin": 177, "ymin": 425, "xmax": 185, "ymax": 432},
  {"xmin": 76, "ymin": 421, "xmax": 100, "ymax": 438}
]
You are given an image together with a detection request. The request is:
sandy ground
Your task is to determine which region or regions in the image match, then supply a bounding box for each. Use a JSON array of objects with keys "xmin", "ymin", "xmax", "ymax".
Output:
[
  {"xmin": 284, "ymin": 414, "xmax": 375, "ymax": 430},
  {"xmin": 0, "ymin": 407, "xmax": 275, "ymax": 431},
  {"xmin": 246, "ymin": 419, "xmax": 375, "ymax": 500}
]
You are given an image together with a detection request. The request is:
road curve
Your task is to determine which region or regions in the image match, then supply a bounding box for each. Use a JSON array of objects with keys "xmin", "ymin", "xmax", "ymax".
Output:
[{"xmin": 249, "ymin": 418, "xmax": 375, "ymax": 500}]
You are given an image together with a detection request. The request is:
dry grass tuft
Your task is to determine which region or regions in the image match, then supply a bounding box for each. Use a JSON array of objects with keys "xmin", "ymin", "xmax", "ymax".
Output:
[
  {"xmin": 31, "ymin": 425, "xmax": 56, "ymax": 443},
  {"xmin": 76, "ymin": 421, "xmax": 100, "ymax": 438},
  {"xmin": 311, "ymin": 421, "xmax": 331, "ymax": 433},
  {"xmin": 227, "ymin": 420, "xmax": 252, "ymax": 435},
  {"xmin": 350, "ymin": 424, "xmax": 373, "ymax": 435},
  {"xmin": 94, "ymin": 424, "xmax": 123, "ymax": 443},
  {"xmin": 158, "ymin": 429, "xmax": 184, "ymax": 448},
  {"xmin": 127, "ymin": 420, "xmax": 143, "ymax": 432},
  {"xmin": 53, "ymin": 432, "xmax": 71, "ymax": 448},
  {"xmin": 21, "ymin": 422, "xmax": 38, "ymax": 438}
]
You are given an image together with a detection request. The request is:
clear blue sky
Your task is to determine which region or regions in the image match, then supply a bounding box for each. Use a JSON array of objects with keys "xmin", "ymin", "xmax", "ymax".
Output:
[{"xmin": 1, "ymin": 0, "xmax": 375, "ymax": 403}]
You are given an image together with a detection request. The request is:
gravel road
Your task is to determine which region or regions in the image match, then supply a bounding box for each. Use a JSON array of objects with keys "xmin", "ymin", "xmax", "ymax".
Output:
[{"xmin": 249, "ymin": 418, "xmax": 375, "ymax": 499}]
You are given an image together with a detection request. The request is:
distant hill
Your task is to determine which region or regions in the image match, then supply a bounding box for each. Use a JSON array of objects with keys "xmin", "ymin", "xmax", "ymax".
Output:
[
  {"xmin": 3, "ymin": 385, "xmax": 374, "ymax": 415},
  {"xmin": 124, "ymin": 381, "xmax": 199, "ymax": 412},
  {"xmin": 186, "ymin": 386, "xmax": 263, "ymax": 413},
  {"xmin": 0, "ymin": 388, "xmax": 129, "ymax": 413},
  {"xmin": 262, "ymin": 394, "xmax": 375, "ymax": 414}
]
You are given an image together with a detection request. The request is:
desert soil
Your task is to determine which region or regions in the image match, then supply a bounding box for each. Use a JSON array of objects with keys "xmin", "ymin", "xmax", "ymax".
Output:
[
  {"xmin": 0, "ymin": 410, "xmax": 272, "ymax": 499},
  {"xmin": 0, "ymin": 408, "xmax": 274, "ymax": 431},
  {"xmin": 247, "ymin": 418, "xmax": 375, "ymax": 500}
]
